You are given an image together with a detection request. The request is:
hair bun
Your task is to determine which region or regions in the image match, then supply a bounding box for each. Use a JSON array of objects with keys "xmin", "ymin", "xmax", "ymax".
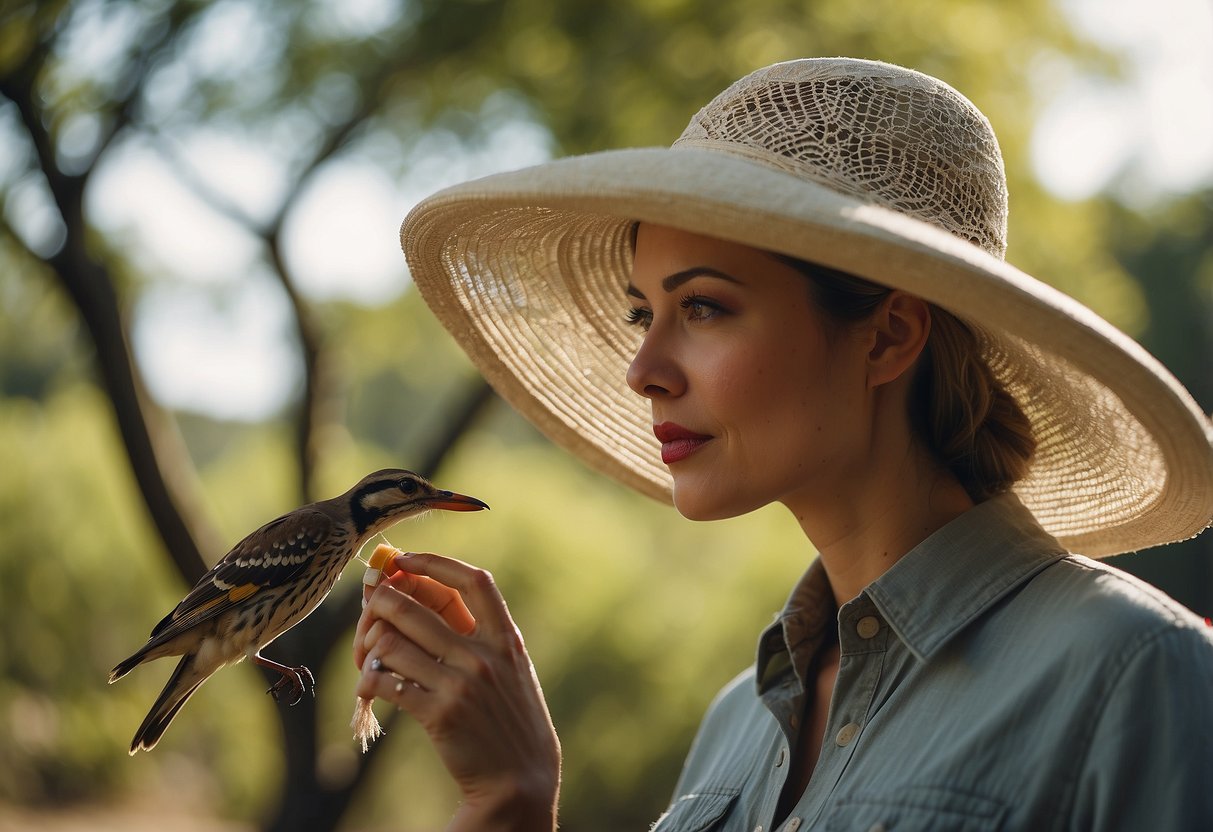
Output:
[{"xmin": 918, "ymin": 311, "xmax": 1036, "ymax": 501}]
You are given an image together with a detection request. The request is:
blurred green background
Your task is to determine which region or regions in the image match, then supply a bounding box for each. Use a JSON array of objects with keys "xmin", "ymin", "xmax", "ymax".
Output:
[{"xmin": 1, "ymin": 0, "xmax": 1210, "ymax": 830}]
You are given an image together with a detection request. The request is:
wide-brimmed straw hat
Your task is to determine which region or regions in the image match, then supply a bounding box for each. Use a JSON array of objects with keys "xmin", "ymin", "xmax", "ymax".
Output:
[{"xmin": 401, "ymin": 57, "xmax": 1213, "ymax": 557}]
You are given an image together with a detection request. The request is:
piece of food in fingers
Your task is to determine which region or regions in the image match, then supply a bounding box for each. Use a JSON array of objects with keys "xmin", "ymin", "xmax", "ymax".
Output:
[{"xmin": 363, "ymin": 542, "xmax": 402, "ymax": 588}]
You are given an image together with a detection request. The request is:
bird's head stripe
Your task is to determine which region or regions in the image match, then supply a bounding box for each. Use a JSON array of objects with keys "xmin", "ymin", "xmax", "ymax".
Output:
[{"xmin": 356, "ymin": 476, "xmax": 417, "ymax": 499}]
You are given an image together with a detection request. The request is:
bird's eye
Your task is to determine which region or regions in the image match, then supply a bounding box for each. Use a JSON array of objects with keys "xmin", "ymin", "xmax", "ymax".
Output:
[{"xmin": 398, "ymin": 478, "xmax": 418, "ymax": 494}]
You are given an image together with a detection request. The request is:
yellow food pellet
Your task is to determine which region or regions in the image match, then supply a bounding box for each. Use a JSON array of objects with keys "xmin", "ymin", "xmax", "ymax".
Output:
[
  {"xmin": 368, "ymin": 543, "xmax": 400, "ymax": 571},
  {"xmin": 363, "ymin": 543, "xmax": 403, "ymax": 588}
]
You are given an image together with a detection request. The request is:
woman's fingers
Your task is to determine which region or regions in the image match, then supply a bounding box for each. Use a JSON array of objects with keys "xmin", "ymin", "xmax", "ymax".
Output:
[
  {"xmin": 356, "ymin": 660, "xmax": 424, "ymax": 707},
  {"xmin": 357, "ymin": 628, "xmax": 448, "ymax": 696},
  {"xmin": 361, "ymin": 581, "xmax": 476, "ymax": 672},
  {"xmin": 383, "ymin": 568, "xmax": 477, "ymax": 634},
  {"xmin": 390, "ymin": 552, "xmax": 520, "ymax": 643},
  {"xmin": 354, "ymin": 564, "xmax": 476, "ymax": 670},
  {"xmin": 360, "ymin": 567, "xmax": 475, "ymax": 630}
]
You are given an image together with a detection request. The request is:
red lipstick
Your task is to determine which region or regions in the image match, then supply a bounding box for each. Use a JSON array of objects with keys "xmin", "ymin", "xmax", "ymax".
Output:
[{"xmin": 654, "ymin": 422, "xmax": 713, "ymax": 464}]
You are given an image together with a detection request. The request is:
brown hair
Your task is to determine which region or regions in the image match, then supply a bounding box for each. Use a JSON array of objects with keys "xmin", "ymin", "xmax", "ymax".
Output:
[{"xmin": 774, "ymin": 255, "xmax": 1036, "ymax": 501}]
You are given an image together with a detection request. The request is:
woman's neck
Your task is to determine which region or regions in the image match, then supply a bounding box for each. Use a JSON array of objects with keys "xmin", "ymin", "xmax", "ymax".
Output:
[{"xmin": 787, "ymin": 441, "xmax": 974, "ymax": 608}]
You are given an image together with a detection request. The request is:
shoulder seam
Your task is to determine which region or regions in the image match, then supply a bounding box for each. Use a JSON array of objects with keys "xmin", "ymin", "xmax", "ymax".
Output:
[{"xmin": 1049, "ymin": 556, "xmax": 1201, "ymax": 629}]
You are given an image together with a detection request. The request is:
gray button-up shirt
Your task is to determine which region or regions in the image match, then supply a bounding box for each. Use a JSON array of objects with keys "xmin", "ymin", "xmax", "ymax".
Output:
[{"xmin": 654, "ymin": 494, "xmax": 1213, "ymax": 831}]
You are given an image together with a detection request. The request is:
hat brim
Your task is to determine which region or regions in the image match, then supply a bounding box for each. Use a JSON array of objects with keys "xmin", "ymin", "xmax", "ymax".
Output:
[{"xmin": 402, "ymin": 146, "xmax": 1213, "ymax": 556}]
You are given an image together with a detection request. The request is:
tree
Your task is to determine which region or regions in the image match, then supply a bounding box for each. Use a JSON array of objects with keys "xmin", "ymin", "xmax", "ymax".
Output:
[{"xmin": 1099, "ymin": 192, "xmax": 1213, "ymax": 616}]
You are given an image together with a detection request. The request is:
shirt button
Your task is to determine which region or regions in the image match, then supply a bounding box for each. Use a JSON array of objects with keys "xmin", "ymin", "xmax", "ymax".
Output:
[
  {"xmin": 867, "ymin": 824, "xmax": 887, "ymax": 832},
  {"xmin": 835, "ymin": 721, "xmax": 861, "ymax": 746},
  {"xmin": 856, "ymin": 615, "xmax": 881, "ymax": 639},
  {"xmin": 784, "ymin": 819, "xmax": 802, "ymax": 832},
  {"xmin": 775, "ymin": 747, "xmax": 787, "ymax": 767}
]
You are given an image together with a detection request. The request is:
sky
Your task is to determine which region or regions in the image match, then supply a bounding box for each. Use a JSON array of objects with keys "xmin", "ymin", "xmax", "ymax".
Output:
[
  {"xmin": 8, "ymin": 0, "xmax": 1213, "ymax": 421},
  {"xmin": 1032, "ymin": 0, "xmax": 1213, "ymax": 201}
]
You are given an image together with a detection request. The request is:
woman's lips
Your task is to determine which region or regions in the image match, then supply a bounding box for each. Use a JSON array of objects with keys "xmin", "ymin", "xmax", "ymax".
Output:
[{"xmin": 653, "ymin": 422, "xmax": 713, "ymax": 464}]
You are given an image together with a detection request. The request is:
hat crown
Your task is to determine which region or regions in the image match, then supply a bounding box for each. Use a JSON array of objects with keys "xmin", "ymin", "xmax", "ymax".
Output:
[{"xmin": 673, "ymin": 58, "xmax": 1009, "ymax": 258}]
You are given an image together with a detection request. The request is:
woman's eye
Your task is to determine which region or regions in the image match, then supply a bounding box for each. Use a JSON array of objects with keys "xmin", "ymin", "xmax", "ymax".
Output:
[
  {"xmin": 680, "ymin": 294, "xmax": 721, "ymax": 322},
  {"xmin": 625, "ymin": 296, "xmax": 723, "ymax": 330},
  {"xmin": 624, "ymin": 307, "xmax": 653, "ymax": 331}
]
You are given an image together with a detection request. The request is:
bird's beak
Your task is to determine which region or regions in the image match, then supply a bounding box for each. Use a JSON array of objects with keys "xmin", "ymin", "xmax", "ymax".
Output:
[{"xmin": 423, "ymin": 490, "xmax": 490, "ymax": 512}]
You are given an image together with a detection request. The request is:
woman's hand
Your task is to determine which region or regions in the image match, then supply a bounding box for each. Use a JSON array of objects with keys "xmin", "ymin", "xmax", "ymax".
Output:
[{"xmin": 354, "ymin": 552, "xmax": 560, "ymax": 832}]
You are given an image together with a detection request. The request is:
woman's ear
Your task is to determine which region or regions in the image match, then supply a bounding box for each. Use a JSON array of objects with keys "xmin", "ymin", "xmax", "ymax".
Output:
[{"xmin": 866, "ymin": 291, "xmax": 931, "ymax": 389}]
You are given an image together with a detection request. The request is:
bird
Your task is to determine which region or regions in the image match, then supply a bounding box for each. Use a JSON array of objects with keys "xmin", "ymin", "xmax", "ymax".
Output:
[{"xmin": 109, "ymin": 468, "xmax": 488, "ymax": 754}]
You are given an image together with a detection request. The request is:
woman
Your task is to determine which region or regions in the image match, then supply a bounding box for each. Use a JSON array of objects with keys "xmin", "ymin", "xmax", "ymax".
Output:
[{"xmin": 354, "ymin": 58, "xmax": 1213, "ymax": 830}]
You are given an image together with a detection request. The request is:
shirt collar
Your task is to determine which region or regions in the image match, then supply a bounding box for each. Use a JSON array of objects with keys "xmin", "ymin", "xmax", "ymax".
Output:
[
  {"xmin": 757, "ymin": 558, "xmax": 835, "ymax": 692},
  {"xmin": 756, "ymin": 492, "xmax": 1067, "ymax": 690},
  {"xmin": 862, "ymin": 491, "xmax": 1067, "ymax": 661}
]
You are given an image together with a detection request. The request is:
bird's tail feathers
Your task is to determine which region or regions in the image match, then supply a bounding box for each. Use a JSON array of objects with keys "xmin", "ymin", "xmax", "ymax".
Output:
[
  {"xmin": 128, "ymin": 654, "xmax": 208, "ymax": 754},
  {"xmin": 109, "ymin": 646, "xmax": 150, "ymax": 684},
  {"xmin": 110, "ymin": 631, "xmax": 183, "ymax": 683}
]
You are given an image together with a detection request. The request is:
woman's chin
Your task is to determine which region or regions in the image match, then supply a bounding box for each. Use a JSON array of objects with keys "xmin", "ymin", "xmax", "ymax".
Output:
[{"xmin": 671, "ymin": 484, "xmax": 760, "ymax": 522}]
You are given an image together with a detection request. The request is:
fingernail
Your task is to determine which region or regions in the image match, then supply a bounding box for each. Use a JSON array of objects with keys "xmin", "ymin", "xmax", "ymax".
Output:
[{"xmin": 393, "ymin": 553, "xmax": 415, "ymax": 569}]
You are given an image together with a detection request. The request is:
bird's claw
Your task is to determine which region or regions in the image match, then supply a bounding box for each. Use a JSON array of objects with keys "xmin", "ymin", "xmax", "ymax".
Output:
[{"xmin": 266, "ymin": 665, "xmax": 316, "ymax": 706}]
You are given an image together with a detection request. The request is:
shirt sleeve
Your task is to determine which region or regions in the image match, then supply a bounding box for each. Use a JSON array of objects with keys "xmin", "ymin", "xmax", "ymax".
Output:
[
  {"xmin": 668, "ymin": 667, "xmax": 755, "ymax": 799},
  {"xmin": 1070, "ymin": 621, "xmax": 1213, "ymax": 830}
]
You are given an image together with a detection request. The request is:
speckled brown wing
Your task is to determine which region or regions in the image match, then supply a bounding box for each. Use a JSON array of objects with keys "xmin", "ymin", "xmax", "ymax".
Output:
[{"xmin": 143, "ymin": 509, "xmax": 336, "ymax": 648}]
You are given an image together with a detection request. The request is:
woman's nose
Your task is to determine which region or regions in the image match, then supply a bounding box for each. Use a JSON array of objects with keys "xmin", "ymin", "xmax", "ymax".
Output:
[{"xmin": 626, "ymin": 331, "xmax": 685, "ymax": 399}]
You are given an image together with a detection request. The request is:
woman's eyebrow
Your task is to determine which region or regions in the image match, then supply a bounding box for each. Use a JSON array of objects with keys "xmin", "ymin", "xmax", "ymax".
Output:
[{"xmin": 625, "ymin": 267, "xmax": 743, "ymax": 299}]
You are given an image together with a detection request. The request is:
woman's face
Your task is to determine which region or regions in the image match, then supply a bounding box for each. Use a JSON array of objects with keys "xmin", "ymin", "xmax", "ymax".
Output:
[{"xmin": 625, "ymin": 224, "xmax": 874, "ymax": 521}]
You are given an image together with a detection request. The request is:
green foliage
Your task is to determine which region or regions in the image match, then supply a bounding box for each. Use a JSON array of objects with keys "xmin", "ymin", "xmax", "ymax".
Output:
[
  {"xmin": 1097, "ymin": 190, "xmax": 1213, "ymax": 617},
  {"xmin": 0, "ymin": 385, "xmax": 278, "ymax": 815},
  {"xmin": 0, "ymin": 239, "xmax": 90, "ymax": 400}
]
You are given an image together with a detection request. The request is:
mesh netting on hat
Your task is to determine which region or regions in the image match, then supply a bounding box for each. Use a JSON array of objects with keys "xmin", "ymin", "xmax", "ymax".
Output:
[{"xmin": 673, "ymin": 59, "xmax": 1009, "ymax": 258}]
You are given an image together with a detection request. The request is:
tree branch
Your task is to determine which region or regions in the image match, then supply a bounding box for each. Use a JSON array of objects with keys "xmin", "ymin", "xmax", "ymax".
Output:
[
  {"xmin": 266, "ymin": 231, "xmax": 328, "ymax": 502},
  {"xmin": 87, "ymin": 2, "xmax": 202, "ymax": 168},
  {"xmin": 143, "ymin": 126, "xmax": 327, "ymax": 505},
  {"xmin": 147, "ymin": 132, "xmax": 264, "ymax": 229},
  {"xmin": 259, "ymin": 65, "xmax": 404, "ymax": 503},
  {"xmin": 142, "ymin": 119, "xmax": 329, "ymax": 505},
  {"xmin": 1, "ymin": 31, "xmax": 221, "ymax": 584}
]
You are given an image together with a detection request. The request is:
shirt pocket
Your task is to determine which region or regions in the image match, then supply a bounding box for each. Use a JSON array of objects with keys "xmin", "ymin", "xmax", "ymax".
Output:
[
  {"xmin": 651, "ymin": 788, "xmax": 740, "ymax": 832},
  {"xmin": 824, "ymin": 786, "xmax": 1007, "ymax": 831}
]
